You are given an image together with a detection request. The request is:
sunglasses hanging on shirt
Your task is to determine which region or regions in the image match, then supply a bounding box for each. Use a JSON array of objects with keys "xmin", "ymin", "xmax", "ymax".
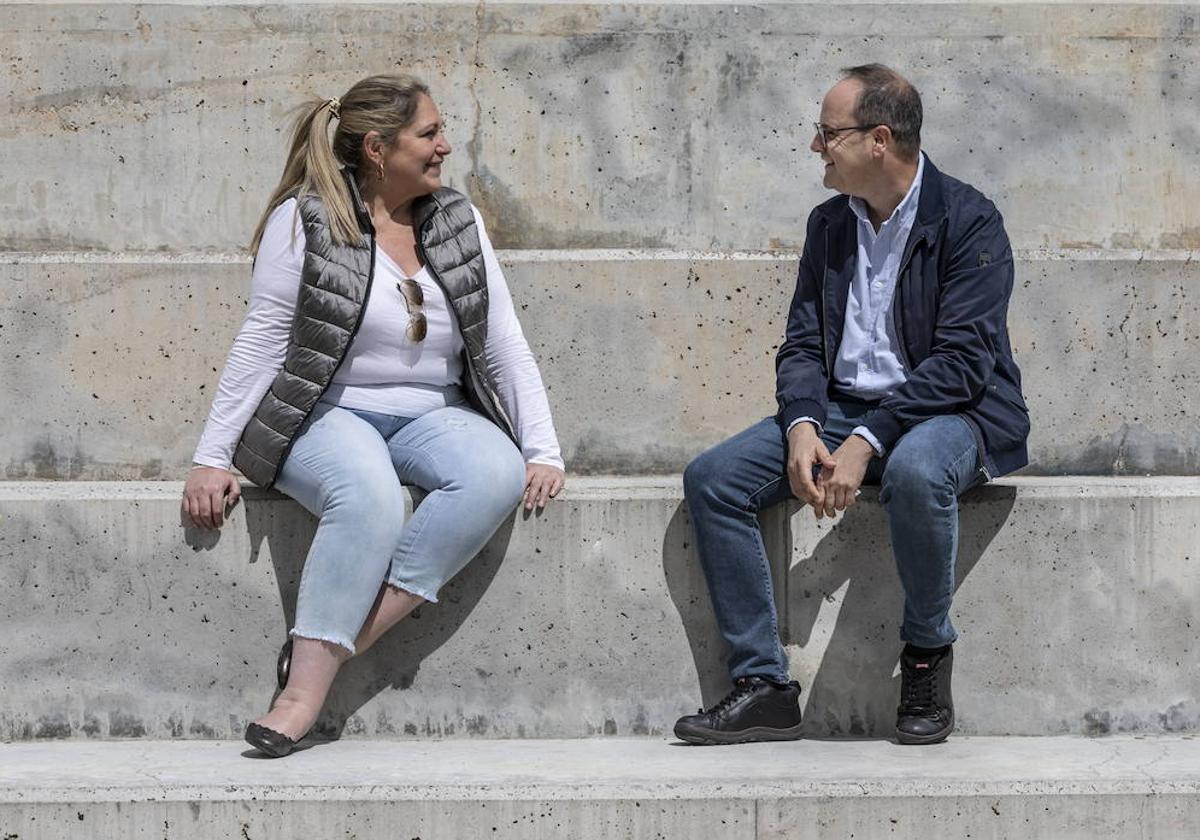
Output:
[{"xmin": 397, "ymin": 279, "xmax": 427, "ymax": 342}]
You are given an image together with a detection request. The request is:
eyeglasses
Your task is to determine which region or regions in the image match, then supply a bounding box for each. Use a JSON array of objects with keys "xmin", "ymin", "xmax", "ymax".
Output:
[
  {"xmin": 397, "ymin": 279, "xmax": 427, "ymax": 342},
  {"xmin": 813, "ymin": 122, "xmax": 880, "ymax": 149}
]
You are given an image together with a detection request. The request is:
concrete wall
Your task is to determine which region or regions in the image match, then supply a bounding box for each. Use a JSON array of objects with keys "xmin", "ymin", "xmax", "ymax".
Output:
[
  {"xmin": 3, "ymin": 2, "xmax": 1199, "ymax": 252},
  {"xmin": 1, "ymin": 477, "xmax": 1196, "ymax": 740},
  {"xmin": 3, "ymin": 2, "xmax": 1198, "ymax": 476},
  {"xmin": 0, "ymin": 2, "xmax": 1198, "ymax": 788},
  {"xmin": 2, "ymin": 251, "xmax": 1195, "ymax": 478}
]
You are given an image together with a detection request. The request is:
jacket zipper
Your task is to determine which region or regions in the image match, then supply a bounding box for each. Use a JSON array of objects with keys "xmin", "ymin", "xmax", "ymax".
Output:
[
  {"xmin": 890, "ymin": 228, "xmax": 991, "ymax": 482},
  {"xmin": 819, "ymin": 227, "xmax": 830, "ymax": 374},
  {"xmin": 889, "ymin": 231, "xmax": 924, "ymax": 373}
]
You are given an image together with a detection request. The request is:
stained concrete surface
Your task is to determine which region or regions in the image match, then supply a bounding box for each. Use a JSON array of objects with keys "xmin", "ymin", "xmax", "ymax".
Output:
[
  {"xmin": 1, "ymin": 251, "xmax": 1195, "ymax": 478},
  {"xmin": 0, "ymin": 737, "xmax": 1198, "ymax": 839},
  {"xmin": 0, "ymin": 478, "xmax": 1196, "ymax": 740},
  {"xmin": 3, "ymin": 2, "xmax": 1199, "ymax": 252}
]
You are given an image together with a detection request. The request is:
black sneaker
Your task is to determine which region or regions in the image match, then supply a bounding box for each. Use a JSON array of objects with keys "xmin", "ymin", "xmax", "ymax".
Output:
[
  {"xmin": 895, "ymin": 643, "xmax": 954, "ymax": 745},
  {"xmin": 674, "ymin": 676, "xmax": 804, "ymax": 745}
]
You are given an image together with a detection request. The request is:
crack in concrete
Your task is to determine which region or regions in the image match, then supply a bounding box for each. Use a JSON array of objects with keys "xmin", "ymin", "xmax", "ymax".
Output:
[
  {"xmin": 1115, "ymin": 286, "xmax": 1137, "ymax": 361},
  {"xmin": 1110, "ymin": 279, "xmax": 1141, "ymax": 474},
  {"xmin": 466, "ymin": 0, "xmax": 487, "ymax": 193},
  {"xmin": 1113, "ymin": 424, "xmax": 1130, "ymax": 474}
]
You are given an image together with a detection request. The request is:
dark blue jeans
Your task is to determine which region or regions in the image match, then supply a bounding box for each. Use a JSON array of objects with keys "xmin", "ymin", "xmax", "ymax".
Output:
[{"xmin": 683, "ymin": 400, "xmax": 985, "ymax": 683}]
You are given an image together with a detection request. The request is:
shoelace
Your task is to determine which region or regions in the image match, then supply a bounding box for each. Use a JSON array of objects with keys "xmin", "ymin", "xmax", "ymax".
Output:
[
  {"xmin": 698, "ymin": 679, "xmax": 757, "ymax": 716},
  {"xmin": 900, "ymin": 660, "xmax": 938, "ymax": 714}
]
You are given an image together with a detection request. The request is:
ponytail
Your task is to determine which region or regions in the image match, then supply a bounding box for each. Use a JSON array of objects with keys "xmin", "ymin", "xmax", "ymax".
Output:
[
  {"xmin": 250, "ymin": 74, "xmax": 430, "ymax": 253},
  {"xmin": 249, "ymin": 98, "xmax": 358, "ymax": 253}
]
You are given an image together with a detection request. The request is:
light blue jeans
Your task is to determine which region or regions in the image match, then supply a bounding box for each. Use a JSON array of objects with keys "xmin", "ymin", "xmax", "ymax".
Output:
[{"xmin": 274, "ymin": 402, "xmax": 527, "ymax": 653}]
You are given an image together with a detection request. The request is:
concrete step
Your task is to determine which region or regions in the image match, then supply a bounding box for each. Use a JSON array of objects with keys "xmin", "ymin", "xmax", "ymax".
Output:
[
  {"xmin": 3, "ymin": 250, "xmax": 1196, "ymax": 478},
  {"xmin": 1, "ymin": 736, "xmax": 1198, "ymax": 838},
  {"xmin": 4, "ymin": 2, "xmax": 1198, "ymax": 252},
  {"xmin": 0, "ymin": 477, "xmax": 1196, "ymax": 740}
]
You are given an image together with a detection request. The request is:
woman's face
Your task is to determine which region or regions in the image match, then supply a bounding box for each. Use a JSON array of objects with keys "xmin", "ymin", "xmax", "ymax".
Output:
[{"xmin": 368, "ymin": 94, "xmax": 452, "ymax": 199}]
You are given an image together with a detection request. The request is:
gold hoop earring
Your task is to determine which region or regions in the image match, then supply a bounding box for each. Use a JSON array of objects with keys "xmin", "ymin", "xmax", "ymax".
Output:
[{"xmin": 376, "ymin": 162, "xmax": 385, "ymax": 181}]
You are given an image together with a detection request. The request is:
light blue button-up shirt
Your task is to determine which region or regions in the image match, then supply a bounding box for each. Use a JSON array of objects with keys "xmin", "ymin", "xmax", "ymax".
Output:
[{"xmin": 793, "ymin": 153, "xmax": 925, "ymax": 455}]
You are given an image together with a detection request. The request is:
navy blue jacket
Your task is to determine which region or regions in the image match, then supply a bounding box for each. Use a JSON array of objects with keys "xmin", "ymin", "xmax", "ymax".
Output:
[{"xmin": 775, "ymin": 157, "xmax": 1030, "ymax": 479}]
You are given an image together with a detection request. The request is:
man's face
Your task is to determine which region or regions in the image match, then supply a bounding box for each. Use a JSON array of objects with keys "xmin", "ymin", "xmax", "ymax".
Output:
[{"xmin": 811, "ymin": 78, "xmax": 875, "ymax": 196}]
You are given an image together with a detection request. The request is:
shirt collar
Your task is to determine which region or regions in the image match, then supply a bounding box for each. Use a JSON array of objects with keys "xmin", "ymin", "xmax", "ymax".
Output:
[{"xmin": 848, "ymin": 152, "xmax": 925, "ymax": 231}]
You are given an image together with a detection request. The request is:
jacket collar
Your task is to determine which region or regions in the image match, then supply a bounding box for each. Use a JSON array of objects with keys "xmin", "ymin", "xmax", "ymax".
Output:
[
  {"xmin": 814, "ymin": 152, "xmax": 946, "ymax": 238},
  {"xmin": 911, "ymin": 153, "xmax": 946, "ymax": 239}
]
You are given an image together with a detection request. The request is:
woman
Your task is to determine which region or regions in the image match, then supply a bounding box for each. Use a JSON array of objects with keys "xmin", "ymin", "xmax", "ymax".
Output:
[{"xmin": 182, "ymin": 74, "xmax": 566, "ymax": 757}]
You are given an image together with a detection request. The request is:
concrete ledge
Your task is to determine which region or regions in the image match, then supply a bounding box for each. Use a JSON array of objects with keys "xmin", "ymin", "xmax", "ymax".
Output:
[
  {"xmin": 0, "ymin": 477, "xmax": 1196, "ymax": 740},
  {"xmin": 2, "ymin": 251, "xmax": 1197, "ymax": 478},
  {"xmin": 4, "ymin": 2, "xmax": 1199, "ymax": 251},
  {"xmin": 0, "ymin": 737, "xmax": 1198, "ymax": 839}
]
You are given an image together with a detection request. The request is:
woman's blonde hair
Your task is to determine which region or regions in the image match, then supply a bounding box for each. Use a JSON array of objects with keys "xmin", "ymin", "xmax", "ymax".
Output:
[{"xmin": 249, "ymin": 74, "xmax": 431, "ymax": 252}]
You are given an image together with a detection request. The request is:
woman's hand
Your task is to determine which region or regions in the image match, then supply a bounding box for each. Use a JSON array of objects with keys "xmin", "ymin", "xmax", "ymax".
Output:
[
  {"xmin": 182, "ymin": 466, "xmax": 242, "ymax": 529},
  {"xmin": 523, "ymin": 463, "xmax": 565, "ymax": 511}
]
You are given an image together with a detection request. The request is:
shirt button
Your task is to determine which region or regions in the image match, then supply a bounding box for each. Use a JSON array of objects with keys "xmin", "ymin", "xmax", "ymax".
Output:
[{"xmin": 873, "ymin": 281, "xmax": 883, "ymax": 289}]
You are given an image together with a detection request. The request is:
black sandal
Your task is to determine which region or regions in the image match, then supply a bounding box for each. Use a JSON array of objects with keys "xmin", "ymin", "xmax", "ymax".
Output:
[
  {"xmin": 244, "ymin": 722, "xmax": 298, "ymax": 758},
  {"xmin": 276, "ymin": 638, "xmax": 292, "ymax": 690}
]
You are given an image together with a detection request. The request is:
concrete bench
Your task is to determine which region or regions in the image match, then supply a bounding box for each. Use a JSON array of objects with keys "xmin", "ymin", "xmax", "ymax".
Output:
[
  {"xmin": 3, "ymin": 736, "xmax": 1198, "ymax": 839},
  {"xmin": 1, "ymin": 477, "xmax": 1196, "ymax": 741}
]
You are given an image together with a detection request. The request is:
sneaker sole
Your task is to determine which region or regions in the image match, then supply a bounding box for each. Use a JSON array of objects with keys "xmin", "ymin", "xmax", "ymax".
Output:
[{"xmin": 673, "ymin": 721, "xmax": 804, "ymax": 746}]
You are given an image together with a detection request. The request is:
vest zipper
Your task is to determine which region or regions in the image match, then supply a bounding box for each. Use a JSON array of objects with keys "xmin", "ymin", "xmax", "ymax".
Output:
[
  {"xmin": 268, "ymin": 229, "xmax": 377, "ymax": 487},
  {"xmin": 416, "ymin": 230, "xmax": 517, "ymax": 442}
]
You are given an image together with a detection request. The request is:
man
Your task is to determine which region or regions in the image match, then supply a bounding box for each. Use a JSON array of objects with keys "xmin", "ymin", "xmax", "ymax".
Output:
[{"xmin": 674, "ymin": 65, "xmax": 1030, "ymax": 746}]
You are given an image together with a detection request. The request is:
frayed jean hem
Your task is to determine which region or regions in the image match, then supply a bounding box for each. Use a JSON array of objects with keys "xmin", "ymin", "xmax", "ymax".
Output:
[
  {"xmin": 387, "ymin": 578, "xmax": 439, "ymax": 604},
  {"xmin": 289, "ymin": 627, "xmax": 356, "ymax": 657}
]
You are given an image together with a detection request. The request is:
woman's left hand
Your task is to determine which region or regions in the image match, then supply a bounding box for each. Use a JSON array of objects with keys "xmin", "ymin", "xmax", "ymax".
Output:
[{"xmin": 523, "ymin": 463, "xmax": 565, "ymax": 511}]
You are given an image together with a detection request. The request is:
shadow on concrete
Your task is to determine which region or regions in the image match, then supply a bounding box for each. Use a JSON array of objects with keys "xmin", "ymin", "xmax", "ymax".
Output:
[
  {"xmin": 789, "ymin": 485, "xmax": 1017, "ymax": 737},
  {"xmin": 663, "ymin": 485, "xmax": 1016, "ymax": 737},
  {"xmin": 242, "ymin": 488, "xmax": 511, "ymax": 740},
  {"xmin": 661, "ymin": 502, "xmax": 792, "ymax": 711},
  {"xmin": 661, "ymin": 502, "xmax": 729, "ymax": 711}
]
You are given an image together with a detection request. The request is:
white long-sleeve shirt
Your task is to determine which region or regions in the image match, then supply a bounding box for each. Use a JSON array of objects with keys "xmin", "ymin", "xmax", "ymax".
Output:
[{"xmin": 192, "ymin": 198, "xmax": 564, "ymax": 471}]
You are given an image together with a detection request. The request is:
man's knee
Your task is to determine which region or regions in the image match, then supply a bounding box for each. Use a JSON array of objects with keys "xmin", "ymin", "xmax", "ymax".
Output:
[
  {"xmin": 684, "ymin": 446, "xmax": 738, "ymax": 508},
  {"xmin": 880, "ymin": 449, "xmax": 952, "ymax": 504},
  {"xmin": 682, "ymin": 450, "xmax": 715, "ymax": 500}
]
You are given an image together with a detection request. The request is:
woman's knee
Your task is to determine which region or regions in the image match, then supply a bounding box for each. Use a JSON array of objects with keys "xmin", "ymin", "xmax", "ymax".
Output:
[
  {"xmin": 463, "ymin": 440, "xmax": 527, "ymax": 511},
  {"xmin": 320, "ymin": 478, "xmax": 407, "ymax": 544}
]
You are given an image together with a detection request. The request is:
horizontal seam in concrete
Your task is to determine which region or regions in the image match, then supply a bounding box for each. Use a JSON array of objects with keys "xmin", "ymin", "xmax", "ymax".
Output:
[
  {"xmin": 2, "ymin": 249, "xmax": 1196, "ymax": 265},
  {"xmin": 3, "ymin": 780, "xmax": 1196, "ymax": 805},
  {"xmin": 2, "ymin": 476, "xmax": 1199, "ymax": 501},
  {"xmin": 6, "ymin": 1, "xmax": 1199, "ymax": 8}
]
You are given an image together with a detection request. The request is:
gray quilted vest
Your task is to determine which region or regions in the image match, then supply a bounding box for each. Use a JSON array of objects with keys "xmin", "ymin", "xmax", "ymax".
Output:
[{"xmin": 233, "ymin": 173, "xmax": 515, "ymax": 488}]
